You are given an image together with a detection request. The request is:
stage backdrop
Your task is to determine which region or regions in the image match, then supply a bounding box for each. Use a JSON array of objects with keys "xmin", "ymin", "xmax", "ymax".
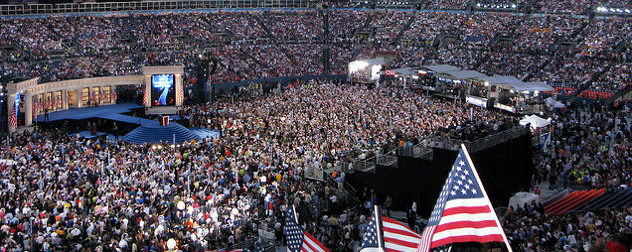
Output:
[{"xmin": 347, "ymin": 133, "xmax": 535, "ymax": 218}]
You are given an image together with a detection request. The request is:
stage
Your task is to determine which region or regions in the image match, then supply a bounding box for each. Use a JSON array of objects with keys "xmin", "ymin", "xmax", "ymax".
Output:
[{"xmin": 33, "ymin": 103, "xmax": 220, "ymax": 142}]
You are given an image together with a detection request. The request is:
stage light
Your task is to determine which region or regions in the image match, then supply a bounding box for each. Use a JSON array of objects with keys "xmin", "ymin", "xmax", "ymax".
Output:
[
  {"xmin": 476, "ymin": 3, "xmax": 480, "ymax": 7},
  {"xmin": 348, "ymin": 61, "xmax": 369, "ymax": 73},
  {"xmin": 626, "ymin": 9, "xmax": 631, "ymax": 13},
  {"xmin": 511, "ymin": 4, "xmax": 516, "ymax": 8}
]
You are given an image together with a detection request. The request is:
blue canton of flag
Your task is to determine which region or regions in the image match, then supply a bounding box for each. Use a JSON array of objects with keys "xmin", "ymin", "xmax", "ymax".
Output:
[
  {"xmin": 284, "ymin": 206, "xmax": 304, "ymax": 252},
  {"xmin": 360, "ymin": 214, "xmax": 380, "ymax": 251},
  {"xmin": 283, "ymin": 205, "xmax": 330, "ymax": 252}
]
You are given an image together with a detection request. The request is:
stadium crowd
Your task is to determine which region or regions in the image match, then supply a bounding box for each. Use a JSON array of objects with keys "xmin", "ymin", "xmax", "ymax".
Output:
[
  {"xmin": 2, "ymin": 9, "xmax": 631, "ymax": 96},
  {"xmin": 1, "ymin": 2, "xmax": 632, "ymax": 251},
  {"xmin": 0, "ymin": 80, "xmax": 516, "ymax": 251}
]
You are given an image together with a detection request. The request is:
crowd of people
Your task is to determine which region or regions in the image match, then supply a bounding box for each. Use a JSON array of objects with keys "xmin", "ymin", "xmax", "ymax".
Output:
[
  {"xmin": 0, "ymin": 80, "xmax": 518, "ymax": 251},
  {"xmin": 0, "ymin": 78, "xmax": 630, "ymax": 251},
  {"xmin": 1, "ymin": 9, "xmax": 631, "ymax": 97},
  {"xmin": 2, "ymin": 4, "xmax": 632, "ymax": 251}
]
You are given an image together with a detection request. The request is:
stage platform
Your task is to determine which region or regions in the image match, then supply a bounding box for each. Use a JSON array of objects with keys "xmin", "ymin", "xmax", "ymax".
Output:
[
  {"xmin": 32, "ymin": 103, "xmax": 220, "ymax": 142},
  {"xmin": 35, "ymin": 103, "xmax": 154, "ymax": 125}
]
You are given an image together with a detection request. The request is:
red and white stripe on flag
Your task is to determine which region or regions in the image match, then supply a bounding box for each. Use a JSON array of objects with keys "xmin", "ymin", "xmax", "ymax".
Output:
[
  {"xmin": 382, "ymin": 216, "xmax": 421, "ymax": 252},
  {"xmin": 9, "ymin": 106, "xmax": 17, "ymax": 128},
  {"xmin": 429, "ymin": 198, "xmax": 504, "ymax": 248},
  {"xmin": 179, "ymin": 86, "xmax": 184, "ymax": 103},
  {"xmin": 302, "ymin": 231, "xmax": 330, "ymax": 252},
  {"xmin": 143, "ymin": 90, "xmax": 148, "ymax": 106}
]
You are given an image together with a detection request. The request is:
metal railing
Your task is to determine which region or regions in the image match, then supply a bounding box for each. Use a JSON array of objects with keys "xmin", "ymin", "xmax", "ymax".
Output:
[
  {"xmin": 397, "ymin": 143, "xmax": 433, "ymax": 159},
  {"xmin": 465, "ymin": 125, "xmax": 530, "ymax": 153},
  {"xmin": 0, "ymin": 0, "xmax": 309, "ymax": 16},
  {"xmin": 376, "ymin": 153, "xmax": 398, "ymax": 167},
  {"xmin": 304, "ymin": 165, "xmax": 326, "ymax": 182},
  {"xmin": 355, "ymin": 156, "xmax": 376, "ymax": 173}
]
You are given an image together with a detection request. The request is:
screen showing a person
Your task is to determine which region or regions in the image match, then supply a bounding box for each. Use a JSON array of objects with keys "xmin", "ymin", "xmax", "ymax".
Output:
[{"xmin": 151, "ymin": 74, "xmax": 175, "ymax": 106}]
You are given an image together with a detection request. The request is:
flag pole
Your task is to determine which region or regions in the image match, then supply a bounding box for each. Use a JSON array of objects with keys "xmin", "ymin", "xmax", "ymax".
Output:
[
  {"xmin": 460, "ymin": 144, "xmax": 513, "ymax": 252},
  {"xmin": 292, "ymin": 205, "xmax": 299, "ymax": 224},
  {"xmin": 373, "ymin": 205, "xmax": 385, "ymax": 252}
]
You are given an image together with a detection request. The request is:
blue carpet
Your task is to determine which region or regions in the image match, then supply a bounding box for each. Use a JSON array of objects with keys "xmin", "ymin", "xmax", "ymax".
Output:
[{"xmin": 121, "ymin": 121, "xmax": 201, "ymax": 144}]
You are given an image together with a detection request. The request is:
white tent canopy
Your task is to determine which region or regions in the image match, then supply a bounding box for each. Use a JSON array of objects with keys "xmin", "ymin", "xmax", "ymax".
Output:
[
  {"xmin": 508, "ymin": 192, "xmax": 540, "ymax": 209},
  {"xmin": 545, "ymin": 97, "xmax": 566, "ymax": 108},
  {"xmin": 520, "ymin": 115, "xmax": 551, "ymax": 129}
]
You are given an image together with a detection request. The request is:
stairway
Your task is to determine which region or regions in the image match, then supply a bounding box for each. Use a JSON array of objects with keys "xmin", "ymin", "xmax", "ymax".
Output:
[
  {"xmin": 122, "ymin": 121, "xmax": 201, "ymax": 144},
  {"xmin": 252, "ymin": 14, "xmax": 297, "ymax": 65},
  {"xmin": 390, "ymin": 12, "xmax": 417, "ymax": 46}
]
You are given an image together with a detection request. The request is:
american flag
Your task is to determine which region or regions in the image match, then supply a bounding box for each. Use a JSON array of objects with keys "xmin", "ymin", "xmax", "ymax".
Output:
[
  {"xmin": 417, "ymin": 145, "xmax": 511, "ymax": 252},
  {"xmin": 9, "ymin": 105, "xmax": 17, "ymax": 128},
  {"xmin": 179, "ymin": 85, "xmax": 185, "ymax": 104},
  {"xmin": 143, "ymin": 89, "xmax": 147, "ymax": 106},
  {"xmin": 361, "ymin": 206, "xmax": 421, "ymax": 252},
  {"xmin": 360, "ymin": 207, "xmax": 383, "ymax": 252},
  {"xmin": 284, "ymin": 205, "xmax": 330, "ymax": 252},
  {"xmin": 9, "ymin": 93, "xmax": 20, "ymax": 128}
]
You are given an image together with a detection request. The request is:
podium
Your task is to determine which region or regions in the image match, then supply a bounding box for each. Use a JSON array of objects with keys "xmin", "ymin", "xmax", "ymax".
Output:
[{"xmin": 160, "ymin": 116, "xmax": 170, "ymax": 126}]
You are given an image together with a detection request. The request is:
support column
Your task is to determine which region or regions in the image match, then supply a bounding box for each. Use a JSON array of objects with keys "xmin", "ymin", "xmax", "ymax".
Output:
[
  {"xmin": 25, "ymin": 91, "xmax": 32, "ymax": 127},
  {"xmin": 97, "ymin": 86, "xmax": 102, "ymax": 106},
  {"xmin": 62, "ymin": 89, "xmax": 68, "ymax": 110},
  {"xmin": 76, "ymin": 89, "xmax": 83, "ymax": 108}
]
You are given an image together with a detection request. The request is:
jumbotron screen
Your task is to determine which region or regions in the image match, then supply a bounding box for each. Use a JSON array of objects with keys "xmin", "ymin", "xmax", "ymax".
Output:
[{"xmin": 151, "ymin": 74, "xmax": 175, "ymax": 106}]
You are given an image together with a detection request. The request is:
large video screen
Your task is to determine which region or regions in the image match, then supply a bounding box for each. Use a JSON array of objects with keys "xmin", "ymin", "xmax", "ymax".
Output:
[{"xmin": 151, "ymin": 74, "xmax": 175, "ymax": 106}]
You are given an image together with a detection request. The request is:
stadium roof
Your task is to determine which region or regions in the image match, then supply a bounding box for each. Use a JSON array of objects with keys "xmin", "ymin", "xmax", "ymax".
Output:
[
  {"xmin": 390, "ymin": 67, "xmax": 416, "ymax": 77},
  {"xmin": 442, "ymin": 70, "xmax": 486, "ymax": 80},
  {"xmin": 507, "ymin": 81, "xmax": 554, "ymax": 92},
  {"xmin": 423, "ymin": 64, "xmax": 460, "ymax": 72},
  {"xmin": 475, "ymin": 75, "xmax": 523, "ymax": 85}
]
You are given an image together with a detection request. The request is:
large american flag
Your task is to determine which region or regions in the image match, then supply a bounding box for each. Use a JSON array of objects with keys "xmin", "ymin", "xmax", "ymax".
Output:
[
  {"xmin": 417, "ymin": 145, "xmax": 512, "ymax": 252},
  {"xmin": 361, "ymin": 206, "xmax": 421, "ymax": 252},
  {"xmin": 284, "ymin": 205, "xmax": 330, "ymax": 252}
]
